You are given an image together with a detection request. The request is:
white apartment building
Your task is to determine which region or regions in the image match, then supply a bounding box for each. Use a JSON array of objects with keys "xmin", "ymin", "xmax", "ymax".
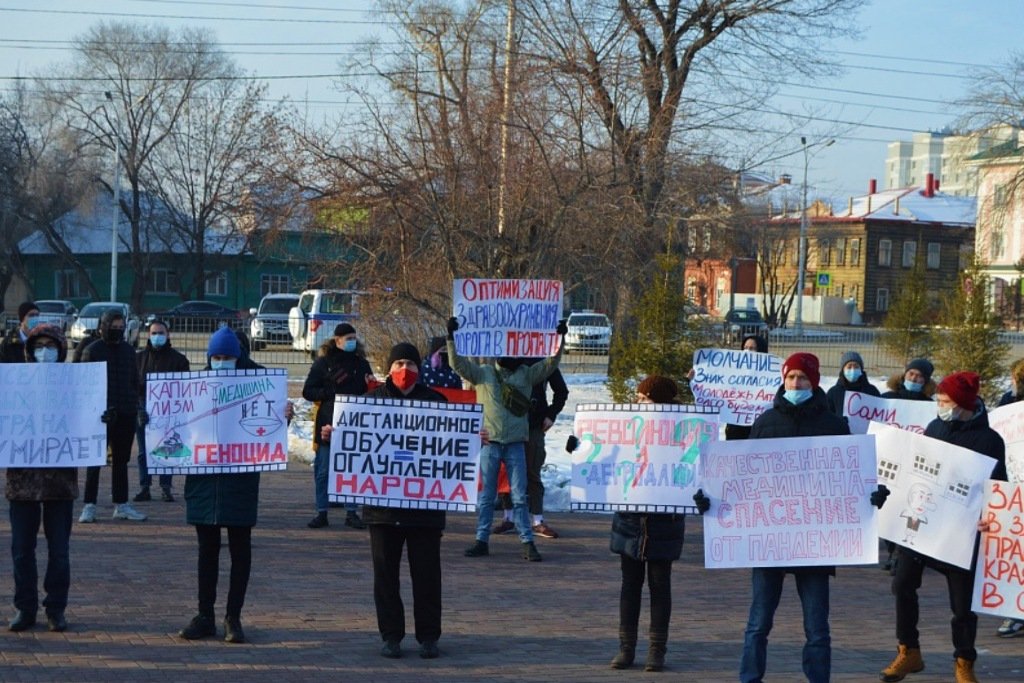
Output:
[{"xmin": 885, "ymin": 125, "xmax": 1021, "ymax": 196}]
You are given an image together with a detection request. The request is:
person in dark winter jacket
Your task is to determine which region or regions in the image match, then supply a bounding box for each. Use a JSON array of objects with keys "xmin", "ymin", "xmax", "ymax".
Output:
[
  {"xmin": 419, "ymin": 336, "xmax": 462, "ymax": 389},
  {"xmin": 301, "ymin": 323, "xmax": 374, "ymax": 529},
  {"xmin": 78, "ymin": 309, "xmax": 146, "ymax": 523},
  {"xmin": 880, "ymin": 371, "xmax": 1006, "ymax": 683},
  {"xmin": 881, "ymin": 358, "xmax": 936, "ymax": 401},
  {"xmin": 133, "ymin": 319, "xmax": 190, "ymax": 503},
  {"xmin": 825, "ymin": 350, "xmax": 881, "ymax": 416},
  {"xmin": 322, "ymin": 342, "xmax": 448, "ymax": 659},
  {"xmin": 5, "ymin": 324, "xmax": 78, "ymax": 633},
  {"xmin": 604, "ymin": 376, "xmax": 687, "ymax": 673},
  {"xmin": 0, "ymin": 301, "xmax": 39, "ymax": 363},
  {"xmin": 740, "ymin": 352, "xmax": 851, "ymax": 683},
  {"xmin": 992, "ymin": 357, "xmax": 1024, "ymax": 638}
]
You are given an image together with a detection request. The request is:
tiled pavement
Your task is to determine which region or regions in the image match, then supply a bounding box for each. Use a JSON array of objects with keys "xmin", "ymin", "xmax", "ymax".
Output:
[{"xmin": 1, "ymin": 464, "xmax": 1021, "ymax": 682}]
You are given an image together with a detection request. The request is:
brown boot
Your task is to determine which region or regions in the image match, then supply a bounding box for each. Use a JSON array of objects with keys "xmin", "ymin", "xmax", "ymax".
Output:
[
  {"xmin": 879, "ymin": 644, "xmax": 924, "ymax": 682},
  {"xmin": 954, "ymin": 657, "xmax": 978, "ymax": 683},
  {"xmin": 610, "ymin": 629, "xmax": 636, "ymax": 669}
]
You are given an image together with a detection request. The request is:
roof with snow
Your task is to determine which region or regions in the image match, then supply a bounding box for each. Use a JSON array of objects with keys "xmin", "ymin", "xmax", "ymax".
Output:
[{"xmin": 768, "ymin": 186, "xmax": 976, "ymax": 227}]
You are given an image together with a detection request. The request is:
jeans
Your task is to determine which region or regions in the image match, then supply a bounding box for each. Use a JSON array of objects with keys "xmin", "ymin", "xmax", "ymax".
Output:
[
  {"xmin": 136, "ymin": 416, "xmax": 172, "ymax": 491},
  {"xmin": 619, "ymin": 556, "xmax": 672, "ymax": 643},
  {"xmin": 9, "ymin": 500, "xmax": 74, "ymax": 617},
  {"xmin": 740, "ymin": 568, "xmax": 831, "ymax": 683},
  {"xmin": 892, "ymin": 548, "xmax": 978, "ymax": 660},
  {"xmin": 195, "ymin": 524, "xmax": 252, "ymax": 619},
  {"xmin": 314, "ymin": 444, "xmax": 357, "ymax": 515},
  {"xmin": 497, "ymin": 427, "xmax": 547, "ymax": 515},
  {"xmin": 84, "ymin": 416, "xmax": 136, "ymax": 505},
  {"xmin": 476, "ymin": 442, "xmax": 531, "ymax": 543},
  {"xmin": 369, "ymin": 524, "xmax": 442, "ymax": 644}
]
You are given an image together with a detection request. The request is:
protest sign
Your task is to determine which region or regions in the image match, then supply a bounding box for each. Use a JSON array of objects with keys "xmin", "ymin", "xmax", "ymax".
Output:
[
  {"xmin": 973, "ymin": 481, "xmax": 1024, "ymax": 620},
  {"xmin": 690, "ymin": 348, "xmax": 781, "ymax": 426},
  {"xmin": 451, "ymin": 278, "xmax": 563, "ymax": 357},
  {"xmin": 570, "ymin": 403, "xmax": 719, "ymax": 513},
  {"xmin": 988, "ymin": 401, "xmax": 1024, "ymax": 483},
  {"xmin": 700, "ymin": 434, "xmax": 879, "ymax": 568},
  {"xmin": 329, "ymin": 396, "xmax": 483, "ymax": 512},
  {"xmin": 870, "ymin": 422, "xmax": 997, "ymax": 569},
  {"xmin": 145, "ymin": 369, "xmax": 289, "ymax": 474},
  {"xmin": 0, "ymin": 363, "xmax": 107, "ymax": 468},
  {"xmin": 843, "ymin": 391, "xmax": 936, "ymax": 435}
]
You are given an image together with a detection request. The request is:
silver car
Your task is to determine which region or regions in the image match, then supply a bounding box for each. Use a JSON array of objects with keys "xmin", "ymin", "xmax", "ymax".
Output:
[
  {"xmin": 249, "ymin": 293, "xmax": 300, "ymax": 350},
  {"xmin": 565, "ymin": 311, "xmax": 613, "ymax": 354},
  {"xmin": 34, "ymin": 299, "xmax": 78, "ymax": 332}
]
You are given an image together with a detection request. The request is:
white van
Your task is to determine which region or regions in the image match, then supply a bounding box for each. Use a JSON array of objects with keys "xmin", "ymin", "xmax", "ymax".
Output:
[{"xmin": 288, "ymin": 289, "xmax": 362, "ymax": 358}]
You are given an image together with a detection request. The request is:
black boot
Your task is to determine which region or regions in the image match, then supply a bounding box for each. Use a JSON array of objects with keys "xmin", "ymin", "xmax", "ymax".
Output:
[
  {"xmin": 610, "ymin": 629, "xmax": 637, "ymax": 669},
  {"xmin": 645, "ymin": 634, "xmax": 667, "ymax": 672},
  {"xmin": 179, "ymin": 612, "xmax": 216, "ymax": 640},
  {"xmin": 307, "ymin": 511, "xmax": 328, "ymax": 528},
  {"xmin": 223, "ymin": 615, "xmax": 245, "ymax": 644}
]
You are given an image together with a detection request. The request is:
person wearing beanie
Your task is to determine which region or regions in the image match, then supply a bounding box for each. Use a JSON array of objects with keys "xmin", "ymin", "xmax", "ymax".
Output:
[
  {"xmin": 77, "ymin": 309, "xmax": 146, "ymax": 523},
  {"xmin": 133, "ymin": 319, "xmax": 190, "ymax": 504},
  {"xmin": 301, "ymin": 322, "xmax": 374, "ymax": 529},
  {"xmin": 5, "ymin": 323, "xmax": 78, "ymax": 633},
  {"xmin": 880, "ymin": 371, "xmax": 1006, "ymax": 683},
  {"xmin": 420, "ymin": 336, "xmax": 462, "ymax": 389},
  {"xmin": 994, "ymin": 359, "xmax": 1024, "ymax": 638},
  {"xmin": 447, "ymin": 316, "xmax": 568, "ymax": 563},
  {"xmin": 0, "ymin": 301, "xmax": 39, "ymax": 363},
  {"xmin": 825, "ymin": 350, "xmax": 880, "ymax": 416},
  {"xmin": 882, "ymin": 358, "xmax": 936, "ymax": 401},
  {"xmin": 740, "ymin": 351, "xmax": 852, "ymax": 683},
  {"xmin": 604, "ymin": 376, "xmax": 686, "ymax": 672}
]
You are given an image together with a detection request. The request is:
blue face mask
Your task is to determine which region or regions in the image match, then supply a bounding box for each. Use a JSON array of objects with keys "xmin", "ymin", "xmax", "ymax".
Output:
[
  {"xmin": 843, "ymin": 368, "xmax": 862, "ymax": 383},
  {"xmin": 34, "ymin": 347, "xmax": 58, "ymax": 363},
  {"xmin": 150, "ymin": 333, "xmax": 167, "ymax": 348},
  {"xmin": 211, "ymin": 359, "xmax": 236, "ymax": 371},
  {"xmin": 784, "ymin": 388, "xmax": 813, "ymax": 405},
  {"xmin": 25, "ymin": 316, "xmax": 40, "ymax": 330},
  {"xmin": 342, "ymin": 338, "xmax": 357, "ymax": 353},
  {"xmin": 904, "ymin": 379, "xmax": 924, "ymax": 393}
]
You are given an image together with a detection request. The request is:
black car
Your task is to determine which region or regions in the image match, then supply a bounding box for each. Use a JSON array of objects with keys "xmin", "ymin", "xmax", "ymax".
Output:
[
  {"xmin": 147, "ymin": 300, "xmax": 245, "ymax": 333},
  {"xmin": 723, "ymin": 308, "xmax": 768, "ymax": 342}
]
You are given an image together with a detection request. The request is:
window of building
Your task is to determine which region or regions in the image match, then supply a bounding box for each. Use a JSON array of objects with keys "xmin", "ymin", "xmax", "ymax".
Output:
[
  {"xmin": 260, "ymin": 274, "xmax": 291, "ymax": 296},
  {"xmin": 878, "ymin": 239, "xmax": 892, "ymax": 267},
  {"xmin": 994, "ymin": 184, "xmax": 1009, "ymax": 208},
  {"xmin": 902, "ymin": 240, "xmax": 917, "ymax": 268},
  {"xmin": 835, "ymin": 237, "xmax": 846, "ymax": 265},
  {"xmin": 204, "ymin": 271, "xmax": 228, "ymax": 297},
  {"xmin": 819, "ymin": 238, "xmax": 830, "ymax": 266},
  {"xmin": 990, "ymin": 226, "xmax": 1005, "ymax": 261},
  {"xmin": 927, "ymin": 242, "xmax": 941, "ymax": 269},
  {"xmin": 876, "ymin": 287, "xmax": 890, "ymax": 312},
  {"xmin": 850, "ymin": 238, "xmax": 861, "ymax": 266},
  {"xmin": 146, "ymin": 268, "xmax": 179, "ymax": 295},
  {"xmin": 55, "ymin": 270, "xmax": 85, "ymax": 299}
]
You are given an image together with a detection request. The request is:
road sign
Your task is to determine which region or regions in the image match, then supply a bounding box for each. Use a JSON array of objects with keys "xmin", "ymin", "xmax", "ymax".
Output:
[{"xmin": 816, "ymin": 272, "xmax": 831, "ymax": 287}]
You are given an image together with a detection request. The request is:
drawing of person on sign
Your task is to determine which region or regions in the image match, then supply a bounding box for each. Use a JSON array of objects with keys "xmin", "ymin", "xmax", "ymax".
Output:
[{"xmin": 899, "ymin": 482, "xmax": 936, "ymax": 546}]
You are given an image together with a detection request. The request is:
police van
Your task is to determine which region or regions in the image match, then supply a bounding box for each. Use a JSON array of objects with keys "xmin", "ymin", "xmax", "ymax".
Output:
[{"xmin": 288, "ymin": 289, "xmax": 362, "ymax": 359}]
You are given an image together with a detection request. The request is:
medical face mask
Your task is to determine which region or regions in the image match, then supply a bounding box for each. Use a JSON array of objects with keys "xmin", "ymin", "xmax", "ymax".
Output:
[
  {"xmin": 342, "ymin": 338, "xmax": 357, "ymax": 353},
  {"xmin": 211, "ymin": 359, "xmax": 236, "ymax": 370},
  {"xmin": 34, "ymin": 347, "xmax": 59, "ymax": 363},
  {"xmin": 937, "ymin": 404, "xmax": 958, "ymax": 422},
  {"xmin": 783, "ymin": 388, "xmax": 813, "ymax": 405},
  {"xmin": 150, "ymin": 333, "xmax": 167, "ymax": 348},
  {"xmin": 391, "ymin": 367, "xmax": 418, "ymax": 391},
  {"xmin": 904, "ymin": 380, "xmax": 924, "ymax": 393},
  {"xmin": 843, "ymin": 368, "xmax": 862, "ymax": 383}
]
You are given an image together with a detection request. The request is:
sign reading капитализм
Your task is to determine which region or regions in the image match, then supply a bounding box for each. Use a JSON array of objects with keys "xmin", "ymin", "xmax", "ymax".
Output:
[
  {"xmin": 451, "ymin": 278, "xmax": 563, "ymax": 357},
  {"xmin": 145, "ymin": 369, "xmax": 290, "ymax": 474}
]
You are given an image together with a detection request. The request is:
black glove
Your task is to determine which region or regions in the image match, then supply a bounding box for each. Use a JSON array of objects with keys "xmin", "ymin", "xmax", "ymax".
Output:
[
  {"xmin": 693, "ymin": 488, "xmax": 711, "ymax": 515},
  {"xmin": 556, "ymin": 318, "xmax": 568, "ymax": 336},
  {"xmin": 137, "ymin": 409, "xmax": 149, "ymax": 427},
  {"xmin": 565, "ymin": 435, "xmax": 579, "ymax": 453},
  {"xmin": 870, "ymin": 484, "xmax": 891, "ymax": 509},
  {"xmin": 446, "ymin": 317, "xmax": 459, "ymax": 339},
  {"xmin": 101, "ymin": 408, "xmax": 118, "ymax": 425}
]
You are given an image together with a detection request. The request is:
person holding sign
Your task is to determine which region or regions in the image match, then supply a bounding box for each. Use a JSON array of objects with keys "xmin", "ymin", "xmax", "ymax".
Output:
[
  {"xmin": 739, "ymin": 352, "xmax": 852, "ymax": 683},
  {"xmin": 448, "ymin": 316, "xmax": 567, "ymax": 562},
  {"xmin": 726, "ymin": 335, "xmax": 769, "ymax": 441},
  {"xmin": 992, "ymin": 358, "xmax": 1024, "ymax": 638},
  {"xmin": 879, "ymin": 371, "xmax": 1006, "ymax": 683},
  {"xmin": 825, "ymin": 350, "xmax": 880, "ymax": 416},
  {"xmin": 5, "ymin": 324, "xmax": 77, "ymax": 633}
]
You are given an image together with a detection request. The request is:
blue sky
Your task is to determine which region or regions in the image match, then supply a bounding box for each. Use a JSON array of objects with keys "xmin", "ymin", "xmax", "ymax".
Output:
[{"xmin": 0, "ymin": 0, "xmax": 1021, "ymax": 200}]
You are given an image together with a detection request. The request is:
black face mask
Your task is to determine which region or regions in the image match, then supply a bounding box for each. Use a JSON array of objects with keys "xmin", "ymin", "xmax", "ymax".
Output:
[
  {"xmin": 104, "ymin": 327, "xmax": 125, "ymax": 344},
  {"xmin": 497, "ymin": 357, "xmax": 521, "ymax": 370}
]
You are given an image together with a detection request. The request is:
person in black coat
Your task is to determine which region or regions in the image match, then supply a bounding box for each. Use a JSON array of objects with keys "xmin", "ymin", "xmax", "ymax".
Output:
[
  {"xmin": 881, "ymin": 358, "xmax": 936, "ymax": 401},
  {"xmin": 725, "ymin": 335, "xmax": 769, "ymax": 441},
  {"xmin": 825, "ymin": 350, "xmax": 881, "ymax": 416},
  {"xmin": 302, "ymin": 323, "xmax": 374, "ymax": 529},
  {"xmin": 880, "ymin": 371, "xmax": 1006, "ymax": 683},
  {"xmin": 0, "ymin": 301, "xmax": 39, "ymax": 363}
]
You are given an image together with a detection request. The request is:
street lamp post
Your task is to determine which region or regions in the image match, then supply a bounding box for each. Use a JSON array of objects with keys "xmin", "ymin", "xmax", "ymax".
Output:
[
  {"xmin": 105, "ymin": 91, "xmax": 120, "ymax": 303},
  {"xmin": 794, "ymin": 136, "xmax": 834, "ymax": 335}
]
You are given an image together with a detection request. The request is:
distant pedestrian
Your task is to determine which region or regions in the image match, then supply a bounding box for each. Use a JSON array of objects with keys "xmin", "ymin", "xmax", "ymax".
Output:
[{"xmin": 825, "ymin": 350, "xmax": 881, "ymax": 416}]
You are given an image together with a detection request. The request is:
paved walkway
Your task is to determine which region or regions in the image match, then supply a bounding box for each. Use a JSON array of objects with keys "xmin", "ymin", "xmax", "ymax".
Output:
[{"xmin": 1, "ymin": 464, "xmax": 1022, "ymax": 682}]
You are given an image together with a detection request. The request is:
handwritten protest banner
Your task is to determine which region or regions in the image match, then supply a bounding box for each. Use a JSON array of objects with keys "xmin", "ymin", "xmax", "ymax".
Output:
[
  {"xmin": 973, "ymin": 481, "xmax": 1024, "ymax": 621},
  {"xmin": 870, "ymin": 422, "xmax": 998, "ymax": 569},
  {"xmin": 570, "ymin": 403, "xmax": 719, "ymax": 513},
  {"xmin": 989, "ymin": 401, "xmax": 1024, "ymax": 483},
  {"xmin": 700, "ymin": 434, "xmax": 878, "ymax": 568},
  {"xmin": 329, "ymin": 396, "xmax": 483, "ymax": 512},
  {"xmin": 0, "ymin": 363, "xmax": 107, "ymax": 468},
  {"xmin": 690, "ymin": 348, "xmax": 781, "ymax": 425},
  {"xmin": 145, "ymin": 369, "xmax": 289, "ymax": 474},
  {"xmin": 451, "ymin": 278, "xmax": 563, "ymax": 357},
  {"xmin": 844, "ymin": 391, "xmax": 936, "ymax": 434}
]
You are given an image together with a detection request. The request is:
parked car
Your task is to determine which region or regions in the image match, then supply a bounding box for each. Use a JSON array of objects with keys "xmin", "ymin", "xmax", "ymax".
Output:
[
  {"xmin": 34, "ymin": 299, "xmax": 78, "ymax": 332},
  {"xmin": 249, "ymin": 293, "xmax": 300, "ymax": 350},
  {"xmin": 288, "ymin": 289, "xmax": 362, "ymax": 359},
  {"xmin": 147, "ymin": 300, "xmax": 246, "ymax": 333},
  {"xmin": 69, "ymin": 301, "xmax": 141, "ymax": 348},
  {"xmin": 723, "ymin": 308, "xmax": 768, "ymax": 342},
  {"xmin": 564, "ymin": 311, "xmax": 613, "ymax": 354}
]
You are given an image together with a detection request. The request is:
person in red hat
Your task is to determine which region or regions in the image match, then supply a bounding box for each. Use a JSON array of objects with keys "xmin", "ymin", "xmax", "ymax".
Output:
[{"xmin": 880, "ymin": 371, "xmax": 1006, "ymax": 683}]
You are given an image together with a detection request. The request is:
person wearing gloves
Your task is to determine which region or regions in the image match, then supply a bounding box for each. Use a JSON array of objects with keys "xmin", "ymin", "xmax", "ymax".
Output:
[
  {"xmin": 301, "ymin": 323, "xmax": 374, "ymax": 529},
  {"xmin": 826, "ymin": 350, "xmax": 880, "ymax": 416},
  {"xmin": 0, "ymin": 301, "xmax": 40, "ymax": 363},
  {"xmin": 879, "ymin": 371, "xmax": 1006, "ymax": 683},
  {"xmin": 447, "ymin": 316, "xmax": 567, "ymax": 562},
  {"xmin": 882, "ymin": 358, "xmax": 936, "ymax": 401},
  {"xmin": 78, "ymin": 309, "xmax": 146, "ymax": 523},
  {"xmin": 5, "ymin": 324, "xmax": 78, "ymax": 633}
]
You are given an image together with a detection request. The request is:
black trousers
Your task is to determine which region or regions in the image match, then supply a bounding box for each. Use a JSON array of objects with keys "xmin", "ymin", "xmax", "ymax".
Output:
[
  {"xmin": 368, "ymin": 524, "xmax": 442, "ymax": 644},
  {"xmin": 195, "ymin": 524, "xmax": 252, "ymax": 619},
  {"xmin": 619, "ymin": 555, "xmax": 673, "ymax": 641},
  {"xmin": 892, "ymin": 548, "xmax": 978, "ymax": 661},
  {"xmin": 84, "ymin": 416, "xmax": 136, "ymax": 505}
]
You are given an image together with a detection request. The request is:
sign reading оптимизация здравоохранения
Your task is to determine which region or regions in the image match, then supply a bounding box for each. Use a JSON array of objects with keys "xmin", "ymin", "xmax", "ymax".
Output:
[
  {"xmin": 0, "ymin": 362, "xmax": 107, "ymax": 468},
  {"xmin": 451, "ymin": 278, "xmax": 563, "ymax": 358}
]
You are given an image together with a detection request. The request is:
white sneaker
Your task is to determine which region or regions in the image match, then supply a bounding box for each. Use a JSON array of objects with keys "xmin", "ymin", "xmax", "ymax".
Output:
[
  {"xmin": 79, "ymin": 503, "xmax": 97, "ymax": 523},
  {"xmin": 112, "ymin": 503, "xmax": 147, "ymax": 521}
]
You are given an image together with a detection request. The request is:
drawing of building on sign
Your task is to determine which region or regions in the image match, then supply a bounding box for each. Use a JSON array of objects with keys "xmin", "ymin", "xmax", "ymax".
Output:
[
  {"xmin": 912, "ymin": 452, "xmax": 941, "ymax": 483},
  {"xmin": 942, "ymin": 469, "xmax": 974, "ymax": 506},
  {"xmin": 878, "ymin": 458, "xmax": 899, "ymax": 485}
]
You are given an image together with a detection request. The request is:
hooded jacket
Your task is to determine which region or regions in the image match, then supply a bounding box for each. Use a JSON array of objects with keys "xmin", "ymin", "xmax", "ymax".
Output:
[
  {"xmin": 881, "ymin": 373, "xmax": 936, "ymax": 401},
  {"xmin": 302, "ymin": 339, "xmax": 373, "ymax": 447}
]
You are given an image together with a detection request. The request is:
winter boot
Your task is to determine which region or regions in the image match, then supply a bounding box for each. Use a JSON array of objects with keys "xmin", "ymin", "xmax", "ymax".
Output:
[
  {"xmin": 610, "ymin": 629, "xmax": 637, "ymax": 669},
  {"xmin": 879, "ymin": 644, "xmax": 924, "ymax": 682},
  {"xmin": 954, "ymin": 657, "xmax": 978, "ymax": 683},
  {"xmin": 645, "ymin": 632, "xmax": 667, "ymax": 672}
]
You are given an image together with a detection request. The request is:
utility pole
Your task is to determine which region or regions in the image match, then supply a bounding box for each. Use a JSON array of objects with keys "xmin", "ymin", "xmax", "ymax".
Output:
[
  {"xmin": 795, "ymin": 137, "xmax": 834, "ymax": 335},
  {"xmin": 105, "ymin": 91, "xmax": 120, "ymax": 302},
  {"xmin": 496, "ymin": 0, "xmax": 517, "ymax": 247}
]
